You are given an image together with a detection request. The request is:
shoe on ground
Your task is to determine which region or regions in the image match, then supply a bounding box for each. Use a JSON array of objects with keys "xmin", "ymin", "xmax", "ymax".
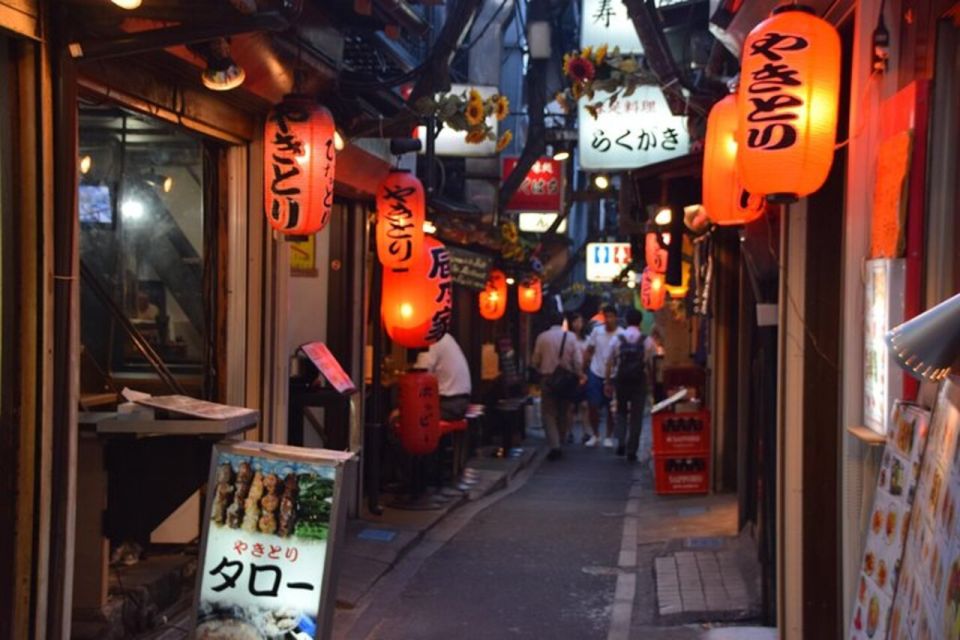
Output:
[
  {"xmin": 616, "ymin": 445, "xmax": 625, "ymax": 456},
  {"xmin": 547, "ymin": 448, "xmax": 562, "ymax": 461},
  {"xmin": 603, "ymin": 437, "xmax": 615, "ymax": 448},
  {"xmin": 585, "ymin": 436, "xmax": 598, "ymax": 447}
]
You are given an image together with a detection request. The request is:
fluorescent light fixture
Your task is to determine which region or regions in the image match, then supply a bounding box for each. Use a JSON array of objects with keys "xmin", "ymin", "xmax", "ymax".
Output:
[{"xmin": 886, "ymin": 292, "xmax": 960, "ymax": 382}]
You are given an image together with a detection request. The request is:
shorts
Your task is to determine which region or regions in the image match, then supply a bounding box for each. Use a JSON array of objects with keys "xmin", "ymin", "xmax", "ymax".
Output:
[{"xmin": 586, "ymin": 370, "xmax": 610, "ymax": 407}]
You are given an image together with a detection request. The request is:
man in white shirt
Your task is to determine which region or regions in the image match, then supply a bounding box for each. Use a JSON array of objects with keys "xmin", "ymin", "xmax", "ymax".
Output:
[
  {"xmin": 607, "ymin": 309, "xmax": 656, "ymax": 461},
  {"xmin": 415, "ymin": 333, "xmax": 472, "ymax": 420},
  {"xmin": 582, "ymin": 304, "xmax": 624, "ymax": 448},
  {"xmin": 532, "ymin": 310, "xmax": 582, "ymax": 460}
]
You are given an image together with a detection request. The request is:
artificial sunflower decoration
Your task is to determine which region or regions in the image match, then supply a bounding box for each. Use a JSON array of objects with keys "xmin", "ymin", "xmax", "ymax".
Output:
[
  {"xmin": 465, "ymin": 100, "xmax": 485, "ymax": 126},
  {"xmin": 466, "ymin": 129, "xmax": 487, "ymax": 144},
  {"xmin": 413, "ymin": 87, "xmax": 514, "ymax": 150},
  {"xmin": 494, "ymin": 95, "xmax": 510, "ymax": 121},
  {"xmin": 556, "ymin": 43, "xmax": 656, "ymax": 118},
  {"xmin": 495, "ymin": 130, "xmax": 513, "ymax": 152}
]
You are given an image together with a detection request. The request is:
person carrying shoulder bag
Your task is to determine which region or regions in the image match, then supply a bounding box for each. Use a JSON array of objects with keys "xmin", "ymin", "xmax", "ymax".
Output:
[{"xmin": 531, "ymin": 309, "xmax": 583, "ymax": 460}]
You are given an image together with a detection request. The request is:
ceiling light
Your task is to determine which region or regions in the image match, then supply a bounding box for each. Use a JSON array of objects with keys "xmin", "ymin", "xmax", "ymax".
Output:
[
  {"xmin": 202, "ymin": 62, "xmax": 245, "ymax": 91},
  {"xmin": 506, "ymin": 277, "xmax": 516, "ymax": 285},
  {"xmin": 111, "ymin": 0, "xmax": 142, "ymax": 9},
  {"xmin": 886, "ymin": 292, "xmax": 960, "ymax": 381},
  {"xmin": 654, "ymin": 207, "xmax": 672, "ymax": 226},
  {"xmin": 553, "ymin": 149, "xmax": 570, "ymax": 162},
  {"xmin": 162, "ymin": 176, "xmax": 174, "ymax": 193},
  {"xmin": 121, "ymin": 199, "xmax": 145, "ymax": 221},
  {"xmin": 80, "ymin": 155, "xmax": 92, "ymax": 174},
  {"xmin": 334, "ymin": 130, "xmax": 346, "ymax": 151},
  {"xmin": 593, "ymin": 174, "xmax": 610, "ymax": 190}
]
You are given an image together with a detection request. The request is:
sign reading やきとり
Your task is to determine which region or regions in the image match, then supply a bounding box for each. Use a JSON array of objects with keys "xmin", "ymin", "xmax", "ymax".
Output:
[
  {"xmin": 578, "ymin": 87, "xmax": 690, "ymax": 171},
  {"xmin": 194, "ymin": 442, "xmax": 354, "ymax": 639}
]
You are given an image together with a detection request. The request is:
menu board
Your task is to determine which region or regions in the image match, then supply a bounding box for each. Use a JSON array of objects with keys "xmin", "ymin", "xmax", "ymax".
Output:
[
  {"xmin": 888, "ymin": 379, "xmax": 960, "ymax": 640},
  {"xmin": 300, "ymin": 342, "xmax": 357, "ymax": 395},
  {"xmin": 850, "ymin": 402, "xmax": 930, "ymax": 640},
  {"xmin": 194, "ymin": 442, "xmax": 354, "ymax": 639},
  {"xmin": 446, "ymin": 246, "xmax": 493, "ymax": 291}
]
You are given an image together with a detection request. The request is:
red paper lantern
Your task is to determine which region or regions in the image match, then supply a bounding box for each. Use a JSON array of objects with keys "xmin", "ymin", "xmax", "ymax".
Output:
[
  {"xmin": 736, "ymin": 6, "xmax": 841, "ymax": 202},
  {"xmin": 479, "ymin": 269, "xmax": 508, "ymax": 320},
  {"xmin": 645, "ymin": 232, "xmax": 668, "ymax": 273},
  {"xmin": 640, "ymin": 268, "xmax": 666, "ymax": 310},
  {"xmin": 264, "ymin": 96, "xmax": 336, "ymax": 235},
  {"xmin": 518, "ymin": 276, "xmax": 542, "ymax": 313},
  {"xmin": 397, "ymin": 370, "xmax": 440, "ymax": 455},
  {"xmin": 381, "ymin": 236, "xmax": 452, "ymax": 348},
  {"xmin": 704, "ymin": 94, "xmax": 765, "ymax": 226},
  {"xmin": 376, "ymin": 169, "xmax": 425, "ymax": 270}
]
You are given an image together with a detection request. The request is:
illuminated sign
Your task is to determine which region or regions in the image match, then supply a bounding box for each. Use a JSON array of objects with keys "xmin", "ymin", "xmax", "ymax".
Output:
[
  {"xmin": 863, "ymin": 259, "xmax": 905, "ymax": 435},
  {"xmin": 578, "ymin": 86, "xmax": 690, "ymax": 171},
  {"xmin": 586, "ymin": 242, "xmax": 632, "ymax": 282},
  {"xmin": 518, "ymin": 212, "xmax": 568, "ymax": 233},
  {"xmin": 416, "ymin": 84, "xmax": 499, "ymax": 157},
  {"xmin": 503, "ymin": 157, "xmax": 564, "ymax": 212},
  {"xmin": 580, "ymin": 0, "xmax": 643, "ymax": 53}
]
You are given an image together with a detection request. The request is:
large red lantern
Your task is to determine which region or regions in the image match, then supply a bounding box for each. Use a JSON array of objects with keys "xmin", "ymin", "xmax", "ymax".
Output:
[
  {"xmin": 264, "ymin": 96, "xmax": 336, "ymax": 235},
  {"xmin": 640, "ymin": 268, "xmax": 666, "ymax": 311},
  {"xmin": 518, "ymin": 276, "xmax": 542, "ymax": 313},
  {"xmin": 736, "ymin": 6, "xmax": 841, "ymax": 202},
  {"xmin": 376, "ymin": 169, "xmax": 425, "ymax": 271},
  {"xmin": 479, "ymin": 269, "xmax": 508, "ymax": 320},
  {"xmin": 645, "ymin": 232, "xmax": 668, "ymax": 273},
  {"xmin": 704, "ymin": 94, "xmax": 765, "ymax": 226},
  {"xmin": 397, "ymin": 370, "xmax": 440, "ymax": 455},
  {"xmin": 381, "ymin": 236, "xmax": 453, "ymax": 348}
]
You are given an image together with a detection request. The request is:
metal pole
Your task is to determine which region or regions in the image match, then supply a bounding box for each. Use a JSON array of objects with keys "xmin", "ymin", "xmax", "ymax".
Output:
[{"xmin": 366, "ymin": 239, "xmax": 385, "ymax": 515}]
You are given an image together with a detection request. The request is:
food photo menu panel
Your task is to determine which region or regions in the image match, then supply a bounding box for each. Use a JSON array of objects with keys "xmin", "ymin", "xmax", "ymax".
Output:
[
  {"xmin": 888, "ymin": 379, "xmax": 960, "ymax": 640},
  {"xmin": 850, "ymin": 402, "xmax": 930, "ymax": 640}
]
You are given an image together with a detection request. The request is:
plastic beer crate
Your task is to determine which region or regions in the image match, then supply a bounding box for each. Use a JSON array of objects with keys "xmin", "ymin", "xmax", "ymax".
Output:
[
  {"xmin": 652, "ymin": 450, "xmax": 710, "ymax": 495},
  {"xmin": 652, "ymin": 410, "xmax": 711, "ymax": 454}
]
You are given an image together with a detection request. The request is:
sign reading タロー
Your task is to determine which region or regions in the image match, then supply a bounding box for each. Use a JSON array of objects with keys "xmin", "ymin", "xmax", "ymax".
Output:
[{"xmin": 446, "ymin": 246, "xmax": 494, "ymax": 291}]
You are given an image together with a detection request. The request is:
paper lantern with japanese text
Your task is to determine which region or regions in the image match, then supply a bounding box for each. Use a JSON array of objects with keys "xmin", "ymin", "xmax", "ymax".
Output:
[
  {"xmin": 479, "ymin": 269, "xmax": 508, "ymax": 320},
  {"xmin": 264, "ymin": 96, "xmax": 336, "ymax": 234},
  {"xmin": 376, "ymin": 169, "xmax": 425, "ymax": 270},
  {"xmin": 640, "ymin": 268, "xmax": 666, "ymax": 310},
  {"xmin": 736, "ymin": 6, "xmax": 841, "ymax": 202},
  {"xmin": 704, "ymin": 94, "xmax": 765, "ymax": 225},
  {"xmin": 381, "ymin": 237, "xmax": 453, "ymax": 348},
  {"xmin": 518, "ymin": 276, "xmax": 542, "ymax": 313},
  {"xmin": 644, "ymin": 232, "xmax": 668, "ymax": 273},
  {"xmin": 397, "ymin": 370, "xmax": 440, "ymax": 455}
]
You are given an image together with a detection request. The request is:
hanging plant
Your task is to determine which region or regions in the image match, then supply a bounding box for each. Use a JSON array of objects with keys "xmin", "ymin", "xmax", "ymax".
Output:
[
  {"xmin": 414, "ymin": 87, "xmax": 512, "ymax": 148},
  {"xmin": 555, "ymin": 45, "xmax": 656, "ymax": 119}
]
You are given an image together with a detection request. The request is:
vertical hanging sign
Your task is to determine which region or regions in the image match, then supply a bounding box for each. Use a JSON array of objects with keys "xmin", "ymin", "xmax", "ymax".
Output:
[{"xmin": 580, "ymin": 0, "xmax": 643, "ymax": 53}]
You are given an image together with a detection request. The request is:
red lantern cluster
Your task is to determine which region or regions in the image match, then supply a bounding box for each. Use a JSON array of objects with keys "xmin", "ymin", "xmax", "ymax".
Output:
[
  {"xmin": 479, "ymin": 269, "xmax": 508, "ymax": 320},
  {"xmin": 518, "ymin": 276, "xmax": 542, "ymax": 313},
  {"xmin": 397, "ymin": 370, "xmax": 440, "ymax": 455},
  {"xmin": 703, "ymin": 94, "xmax": 765, "ymax": 226},
  {"xmin": 376, "ymin": 170, "xmax": 425, "ymax": 271},
  {"xmin": 264, "ymin": 96, "xmax": 336, "ymax": 235},
  {"xmin": 381, "ymin": 236, "xmax": 453, "ymax": 348}
]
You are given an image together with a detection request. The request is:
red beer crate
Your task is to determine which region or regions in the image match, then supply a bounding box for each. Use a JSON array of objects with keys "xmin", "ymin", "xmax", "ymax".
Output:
[
  {"xmin": 652, "ymin": 410, "xmax": 711, "ymax": 454},
  {"xmin": 652, "ymin": 451, "xmax": 710, "ymax": 495}
]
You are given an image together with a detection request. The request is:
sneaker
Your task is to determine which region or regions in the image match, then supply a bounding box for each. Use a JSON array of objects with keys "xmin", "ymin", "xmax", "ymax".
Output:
[
  {"xmin": 603, "ymin": 437, "xmax": 615, "ymax": 448},
  {"xmin": 585, "ymin": 436, "xmax": 598, "ymax": 447}
]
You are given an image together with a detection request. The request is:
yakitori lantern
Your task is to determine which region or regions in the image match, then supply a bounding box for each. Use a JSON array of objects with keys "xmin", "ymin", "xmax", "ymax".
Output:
[
  {"xmin": 479, "ymin": 269, "xmax": 508, "ymax": 320},
  {"xmin": 382, "ymin": 236, "xmax": 452, "ymax": 348},
  {"xmin": 704, "ymin": 95, "xmax": 765, "ymax": 226},
  {"xmin": 640, "ymin": 268, "xmax": 666, "ymax": 311},
  {"xmin": 518, "ymin": 276, "xmax": 542, "ymax": 313},
  {"xmin": 736, "ymin": 6, "xmax": 841, "ymax": 202},
  {"xmin": 376, "ymin": 169, "xmax": 425, "ymax": 271},
  {"xmin": 645, "ymin": 232, "xmax": 668, "ymax": 273},
  {"xmin": 264, "ymin": 96, "xmax": 336, "ymax": 234},
  {"xmin": 397, "ymin": 370, "xmax": 440, "ymax": 455}
]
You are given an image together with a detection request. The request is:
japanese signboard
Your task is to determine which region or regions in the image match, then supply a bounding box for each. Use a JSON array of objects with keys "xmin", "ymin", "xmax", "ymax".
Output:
[
  {"xmin": 446, "ymin": 246, "xmax": 494, "ymax": 291},
  {"xmin": 580, "ymin": 0, "xmax": 643, "ymax": 54},
  {"xmin": 578, "ymin": 87, "xmax": 690, "ymax": 171},
  {"xmin": 502, "ymin": 157, "xmax": 564, "ymax": 213},
  {"xmin": 586, "ymin": 242, "xmax": 632, "ymax": 282},
  {"xmin": 416, "ymin": 84, "xmax": 500, "ymax": 157},
  {"xmin": 194, "ymin": 442, "xmax": 354, "ymax": 639},
  {"xmin": 299, "ymin": 342, "xmax": 357, "ymax": 395},
  {"xmin": 518, "ymin": 212, "xmax": 568, "ymax": 234},
  {"xmin": 864, "ymin": 259, "xmax": 906, "ymax": 435}
]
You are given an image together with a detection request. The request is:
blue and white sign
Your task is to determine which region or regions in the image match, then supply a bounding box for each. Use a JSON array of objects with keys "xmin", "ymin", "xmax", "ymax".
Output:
[{"xmin": 586, "ymin": 242, "xmax": 632, "ymax": 282}]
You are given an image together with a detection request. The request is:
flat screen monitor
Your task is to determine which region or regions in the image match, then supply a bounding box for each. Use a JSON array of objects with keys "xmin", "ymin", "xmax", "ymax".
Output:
[{"xmin": 79, "ymin": 184, "xmax": 113, "ymax": 225}]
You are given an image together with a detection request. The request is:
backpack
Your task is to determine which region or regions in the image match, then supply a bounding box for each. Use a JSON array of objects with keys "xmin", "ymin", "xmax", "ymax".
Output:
[{"xmin": 616, "ymin": 334, "xmax": 645, "ymax": 384}]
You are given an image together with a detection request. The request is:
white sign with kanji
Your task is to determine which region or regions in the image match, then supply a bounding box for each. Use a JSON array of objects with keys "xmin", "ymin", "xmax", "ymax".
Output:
[
  {"xmin": 580, "ymin": 0, "xmax": 643, "ymax": 54},
  {"xmin": 578, "ymin": 86, "xmax": 690, "ymax": 171},
  {"xmin": 586, "ymin": 242, "xmax": 632, "ymax": 282}
]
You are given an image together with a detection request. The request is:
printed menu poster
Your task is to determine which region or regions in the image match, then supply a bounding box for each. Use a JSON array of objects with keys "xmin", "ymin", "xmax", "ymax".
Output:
[
  {"xmin": 849, "ymin": 401, "xmax": 930, "ymax": 640},
  {"xmin": 888, "ymin": 379, "xmax": 960, "ymax": 640},
  {"xmin": 194, "ymin": 443, "xmax": 353, "ymax": 639}
]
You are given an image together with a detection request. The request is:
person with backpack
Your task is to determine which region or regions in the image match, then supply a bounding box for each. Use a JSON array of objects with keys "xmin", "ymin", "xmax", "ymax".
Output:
[
  {"xmin": 532, "ymin": 309, "xmax": 583, "ymax": 460},
  {"xmin": 606, "ymin": 308, "xmax": 655, "ymax": 461}
]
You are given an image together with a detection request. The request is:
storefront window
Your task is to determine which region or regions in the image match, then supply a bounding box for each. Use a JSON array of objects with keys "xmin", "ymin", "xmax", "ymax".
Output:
[{"xmin": 79, "ymin": 104, "xmax": 213, "ymax": 395}]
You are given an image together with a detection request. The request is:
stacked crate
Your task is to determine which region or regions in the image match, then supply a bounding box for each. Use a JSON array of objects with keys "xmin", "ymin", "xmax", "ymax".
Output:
[{"xmin": 651, "ymin": 410, "xmax": 711, "ymax": 495}]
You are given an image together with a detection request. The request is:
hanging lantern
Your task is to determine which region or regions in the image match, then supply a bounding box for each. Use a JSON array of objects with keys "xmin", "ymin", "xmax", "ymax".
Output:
[
  {"xmin": 376, "ymin": 169, "xmax": 425, "ymax": 271},
  {"xmin": 264, "ymin": 96, "xmax": 336, "ymax": 234},
  {"xmin": 479, "ymin": 269, "xmax": 508, "ymax": 320},
  {"xmin": 640, "ymin": 268, "xmax": 666, "ymax": 311},
  {"xmin": 397, "ymin": 370, "xmax": 441, "ymax": 455},
  {"xmin": 704, "ymin": 94, "xmax": 766, "ymax": 226},
  {"xmin": 736, "ymin": 6, "xmax": 841, "ymax": 202},
  {"xmin": 644, "ymin": 232, "xmax": 668, "ymax": 273},
  {"xmin": 382, "ymin": 237, "xmax": 453, "ymax": 348},
  {"xmin": 518, "ymin": 276, "xmax": 542, "ymax": 313}
]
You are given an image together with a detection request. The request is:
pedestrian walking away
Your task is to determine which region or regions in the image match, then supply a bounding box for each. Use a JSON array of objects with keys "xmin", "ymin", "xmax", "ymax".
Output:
[
  {"xmin": 607, "ymin": 308, "xmax": 655, "ymax": 461},
  {"xmin": 531, "ymin": 309, "xmax": 582, "ymax": 460}
]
